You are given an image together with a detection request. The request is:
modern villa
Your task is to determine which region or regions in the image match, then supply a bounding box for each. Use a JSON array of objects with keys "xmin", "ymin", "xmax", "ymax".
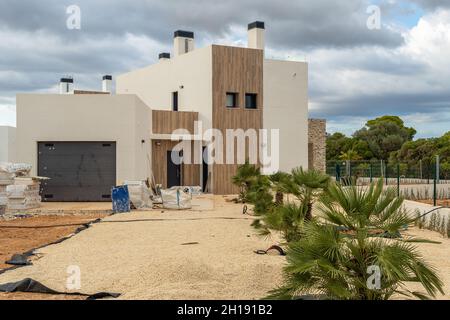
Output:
[{"xmin": 14, "ymin": 21, "xmax": 325, "ymax": 201}]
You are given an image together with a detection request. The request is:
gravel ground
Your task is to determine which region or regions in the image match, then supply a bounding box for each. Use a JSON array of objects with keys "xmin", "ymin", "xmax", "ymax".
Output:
[
  {"xmin": 0, "ymin": 196, "xmax": 285, "ymax": 300},
  {"xmin": 0, "ymin": 214, "xmax": 107, "ymax": 270},
  {"xmin": 0, "ymin": 196, "xmax": 448, "ymax": 300}
]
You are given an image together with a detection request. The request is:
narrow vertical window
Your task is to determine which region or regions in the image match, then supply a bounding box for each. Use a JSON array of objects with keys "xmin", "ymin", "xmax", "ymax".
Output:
[
  {"xmin": 172, "ymin": 91, "xmax": 178, "ymax": 111},
  {"xmin": 184, "ymin": 39, "xmax": 189, "ymax": 53}
]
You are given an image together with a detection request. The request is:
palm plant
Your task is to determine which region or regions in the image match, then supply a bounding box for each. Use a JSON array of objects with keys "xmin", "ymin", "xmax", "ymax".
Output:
[
  {"xmin": 246, "ymin": 174, "xmax": 274, "ymax": 216},
  {"xmin": 251, "ymin": 168, "xmax": 329, "ymax": 245},
  {"xmin": 268, "ymin": 179, "xmax": 444, "ymax": 300},
  {"xmin": 268, "ymin": 171, "xmax": 292, "ymax": 206},
  {"xmin": 339, "ymin": 148, "xmax": 361, "ymax": 161},
  {"xmin": 288, "ymin": 168, "xmax": 330, "ymax": 221},
  {"xmin": 232, "ymin": 161, "xmax": 260, "ymax": 203},
  {"xmin": 253, "ymin": 202, "xmax": 309, "ymax": 243}
]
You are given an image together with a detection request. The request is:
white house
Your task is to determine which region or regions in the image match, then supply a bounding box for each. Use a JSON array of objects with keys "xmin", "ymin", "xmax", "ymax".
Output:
[{"xmin": 14, "ymin": 21, "xmax": 325, "ymax": 201}]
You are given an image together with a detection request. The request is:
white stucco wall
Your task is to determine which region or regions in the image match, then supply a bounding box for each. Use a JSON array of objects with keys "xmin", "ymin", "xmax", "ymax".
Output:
[
  {"xmin": 16, "ymin": 94, "xmax": 151, "ymax": 183},
  {"xmin": 263, "ymin": 59, "xmax": 309, "ymax": 173},
  {"xmin": 0, "ymin": 126, "xmax": 16, "ymax": 163},
  {"xmin": 117, "ymin": 45, "xmax": 213, "ymax": 131}
]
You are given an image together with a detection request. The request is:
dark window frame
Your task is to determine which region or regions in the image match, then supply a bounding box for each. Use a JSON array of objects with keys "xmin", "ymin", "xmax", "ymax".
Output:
[
  {"xmin": 172, "ymin": 91, "xmax": 178, "ymax": 111},
  {"xmin": 226, "ymin": 92, "xmax": 239, "ymax": 108},
  {"xmin": 245, "ymin": 93, "xmax": 257, "ymax": 109}
]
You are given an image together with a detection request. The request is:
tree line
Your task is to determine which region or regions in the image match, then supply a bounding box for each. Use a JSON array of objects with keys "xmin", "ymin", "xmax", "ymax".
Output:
[{"xmin": 327, "ymin": 115, "xmax": 450, "ymax": 179}]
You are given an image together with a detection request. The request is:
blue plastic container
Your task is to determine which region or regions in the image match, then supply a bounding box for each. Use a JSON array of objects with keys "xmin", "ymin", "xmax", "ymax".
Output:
[{"xmin": 111, "ymin": 185, "xmax": 130, "ymax": 213}]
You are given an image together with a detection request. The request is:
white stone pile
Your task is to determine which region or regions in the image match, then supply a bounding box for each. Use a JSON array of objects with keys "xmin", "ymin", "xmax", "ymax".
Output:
[
  {"xmin": 7, "ymin": 178, "xmax": 42, "ymax": 210},
  {"xmin": 0, "ymin": 162, "xmax": 41, "ymax": 211},
  {"xmin": 0, "ymin": 171, "xmax": 14, "ymax": 208}
]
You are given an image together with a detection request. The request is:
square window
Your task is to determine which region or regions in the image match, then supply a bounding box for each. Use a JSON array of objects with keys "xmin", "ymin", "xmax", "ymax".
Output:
[
  {"xmin": 226, "ymin": 92, "xmax": 238, "ymax": 108},
  {"xmin": 245, "ymin": 93, "xmax": 257, "ymax": 109}
]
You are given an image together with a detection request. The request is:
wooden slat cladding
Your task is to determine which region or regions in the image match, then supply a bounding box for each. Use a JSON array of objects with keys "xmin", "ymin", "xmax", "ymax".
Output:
[
  {"xmin": 152, "ymin": 110, "xmax": 199, "ymax": 134},
  {"xmin": 152, "ymin": 139, "xmax": 200, "ymax": 188},
  {"xmin": 211, "ymin": 45, "xmax": 264, "ymax": 195}
]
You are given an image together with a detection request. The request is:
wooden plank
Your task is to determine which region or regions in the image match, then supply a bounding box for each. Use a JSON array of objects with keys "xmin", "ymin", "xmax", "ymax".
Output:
[
  {"xmin": 211, "ymin": 45, "xmax": 264, "ymax": 195},
  {"xmin": 152, "ymin": 110, "xmax": 199, "ymax": 134}
]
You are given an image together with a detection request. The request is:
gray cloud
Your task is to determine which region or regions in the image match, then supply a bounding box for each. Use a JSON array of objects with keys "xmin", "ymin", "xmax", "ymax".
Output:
[
  {"xmin": 310, "ymin": 91, "xmax": 450, "ymax": 118},
  {"xmin": 0, "ymin": 0, "xmax": 449, "ymax": 138},
  {"xmin": 0, "ymin": 0, "xmax": 403, "ymax": 49},
  {"xmin": 412, "ymin": 0, "xmax": 450, "ymax": 10},
  {"xmin": 0, "ymin": 0, "xmax": 406, "ymax": 99}
]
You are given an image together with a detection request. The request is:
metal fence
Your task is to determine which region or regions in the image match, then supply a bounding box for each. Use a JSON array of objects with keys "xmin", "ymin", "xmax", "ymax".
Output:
[{"xmin": 326, "ymin": 160, "xmax": 450, "ymax": 206}]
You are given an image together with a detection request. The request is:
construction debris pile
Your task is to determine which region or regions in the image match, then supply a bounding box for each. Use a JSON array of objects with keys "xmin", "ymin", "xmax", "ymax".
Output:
[
  {"xmin": 0, "ymin": 163, "xmax": 42, "ymax": 212},
  {"xmin": 0, "ymin": 170, "xmax": 14, "ymax": 214},
  {"xmin": 7, "ymin": 177, "xmax": 42, "ymax": 210}
]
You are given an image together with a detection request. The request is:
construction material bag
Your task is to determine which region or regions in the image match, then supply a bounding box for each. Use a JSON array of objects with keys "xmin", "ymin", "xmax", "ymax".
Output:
[
  {"xmin": 124, "ymin": 181, "xmax": 153, "ymax": 209},
  {"xmin": 111, "ymin": 186, "xmax": 130, "ymax": 213},
  {"xmin": 0, "ymin": 163, "xmax": 32, "ymax": 177},
  {"xmin": 183, "ymin": 186, "xmax": 202, "ymax": 196},
  {"xmin": 161, "ymin": 188, "xmax": 192, "ymax": 210}
]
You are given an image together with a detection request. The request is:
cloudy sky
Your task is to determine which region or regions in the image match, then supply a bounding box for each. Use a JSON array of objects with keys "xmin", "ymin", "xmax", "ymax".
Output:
[{"xmin": 0, "ymin": 0, "xmax": 449, "ymax": 138}]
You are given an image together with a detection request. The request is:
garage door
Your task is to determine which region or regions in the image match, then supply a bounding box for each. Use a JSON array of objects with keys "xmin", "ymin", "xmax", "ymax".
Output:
[{"xmin": 38, "ymin": 142, "xmax": 116, "ymax": 202}]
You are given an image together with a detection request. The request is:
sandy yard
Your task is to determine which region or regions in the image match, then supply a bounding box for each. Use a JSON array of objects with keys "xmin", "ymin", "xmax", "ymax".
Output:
[
  {"xmin": 0, "ymin": 196, "xmax": 448, "ymax": 300},
  {"xmin": 0, "ymin": 213, "xmax": 109, "ymax": 300},
  {"xmin": 0, "ymin": 196, "xmax": 285, "ymax": 300},
  {"xmin": 0, "ymin": 213, "xmax": 107, "ymax": 270}
]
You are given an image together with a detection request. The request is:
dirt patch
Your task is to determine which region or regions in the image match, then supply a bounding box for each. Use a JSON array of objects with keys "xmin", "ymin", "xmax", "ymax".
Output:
[
  {"xmin": 0, "ymin": 214, "xmax": 107, "ymax": 271},
  {"xmin": 0, "ymin": 213, "xmax": 107, "ymax": 300}
]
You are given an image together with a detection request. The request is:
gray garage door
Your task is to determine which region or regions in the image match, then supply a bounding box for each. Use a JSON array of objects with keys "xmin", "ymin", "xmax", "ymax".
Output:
[{"xmin": 38, "ymin": 142, "xmax": 116, "ymax": 202}]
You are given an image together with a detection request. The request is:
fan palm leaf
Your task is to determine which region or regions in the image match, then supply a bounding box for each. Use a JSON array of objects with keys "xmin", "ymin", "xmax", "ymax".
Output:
[{"xmin": 268, "ymin": 179, "xmax": 444, "ymax": 300}]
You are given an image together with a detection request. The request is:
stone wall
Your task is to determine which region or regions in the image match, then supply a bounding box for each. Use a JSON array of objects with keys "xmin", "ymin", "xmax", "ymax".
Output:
[{"xmin": 308, "ymin": 119, "xmax": 326, "ymax": 172}]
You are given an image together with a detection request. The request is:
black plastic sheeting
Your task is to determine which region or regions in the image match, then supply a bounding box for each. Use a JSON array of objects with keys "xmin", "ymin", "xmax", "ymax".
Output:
[
  {"xmin": 0, "ymin": 218, "xmax": 104, "ymax": 276},
  {"xmin": 5, "ymin": 254, "xmax": 31, "ymax": 266},
  {"xmin": 0, "ymin": 278, "xmax": 120, "ymax": 300}
]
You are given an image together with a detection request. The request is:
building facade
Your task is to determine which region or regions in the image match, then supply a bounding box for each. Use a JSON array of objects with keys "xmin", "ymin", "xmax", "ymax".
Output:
[
  {"xmin": 117, "ymin": 22, "xmax": 309, "ymax": 194},
  {"xmin": 14, "ymin": 21, "xmax": 323, "ymax": 201}
]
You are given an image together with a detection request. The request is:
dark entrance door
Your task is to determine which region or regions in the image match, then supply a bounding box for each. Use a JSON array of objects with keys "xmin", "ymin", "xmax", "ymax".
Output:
[
  {"xmin": 167, "ymin": 150, "xmax": 181, "ymax": 188},
  {"xmin": 38, "ymin": 142, "xmax": 116, "ymax": 202},
  {"xmin": 202, "ymin": 146, "xmax": 208, "ymax": 192}
]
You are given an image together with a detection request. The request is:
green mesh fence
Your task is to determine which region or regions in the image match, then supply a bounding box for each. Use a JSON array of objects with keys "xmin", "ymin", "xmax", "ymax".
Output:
[{"xmin": 326, "ymin": 160, "xmax": 450, "ymax": 204}]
